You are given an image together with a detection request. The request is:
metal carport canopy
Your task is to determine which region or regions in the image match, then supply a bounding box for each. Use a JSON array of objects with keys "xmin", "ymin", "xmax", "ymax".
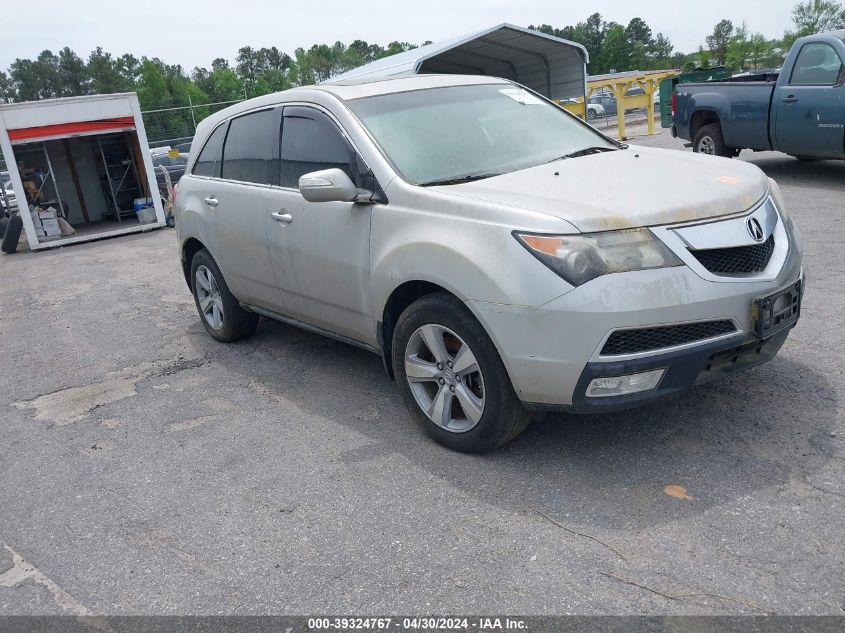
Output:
[{"xmin": 327, "ymin": 23, "xmax": 589, "ymax": 101}]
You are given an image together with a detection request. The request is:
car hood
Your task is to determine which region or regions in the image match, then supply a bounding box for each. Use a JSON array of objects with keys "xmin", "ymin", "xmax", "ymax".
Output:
[{"xmin": 430, "ymin": 146, "xmax": 770, "ymax": 233}]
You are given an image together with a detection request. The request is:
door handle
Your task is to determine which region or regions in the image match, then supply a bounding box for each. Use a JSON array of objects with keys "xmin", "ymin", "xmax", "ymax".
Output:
[
  {"xmin": 781, "ymin": 95, "xmax": 798, "ymax": 103},
  {"xmin": 271, "ymin": 211, "xmax": 293, "ymax": 224},
  {"xmin": 204, "ymin": 196, "xmax": 219, "ymax": 207}
]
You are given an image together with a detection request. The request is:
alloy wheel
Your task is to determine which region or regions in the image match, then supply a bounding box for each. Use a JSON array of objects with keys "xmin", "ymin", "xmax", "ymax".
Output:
[
  {"xmin": 698, "ymin": 136, "xmax": 715, "ymax": 154},
  {"xmin": 404, "ymin": 324, "xmax": 485, "ymax": 433},
  {"xmin": 195, "ymin": 265, "xmax": 224, "ymax": 330}
]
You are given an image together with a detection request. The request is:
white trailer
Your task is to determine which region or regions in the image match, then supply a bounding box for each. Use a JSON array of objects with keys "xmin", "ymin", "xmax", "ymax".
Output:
[{"xmin": 0, "ymin": 93, "xmax": 165, "ymax": 251}]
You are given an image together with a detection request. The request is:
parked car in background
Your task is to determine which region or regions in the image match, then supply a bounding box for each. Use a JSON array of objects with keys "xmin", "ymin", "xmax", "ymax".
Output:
[
  {"xmin": 150, "ymin": 150, "xmax": 190, "ymax": 193},
  {"xmin": 562, "ymin": 98, "xmax": 605, "ymax": 119},
  {"xmin": 0, "ymin": 178, "xmax": 16, "ymax": 212},
  {"xmin": 176, "ymin": 74, "xmax": 803, "ymax": 452},
  {"xmin": 589, "ymin": 94, "xmax": 617, "ymax": 116},
  {"xmin": 622, "ymin": 86, "xmax": 660, "ymax": 113},
  {"xmin": 672, "ymin": 29, "xmax": 845, "ymax": 159}
]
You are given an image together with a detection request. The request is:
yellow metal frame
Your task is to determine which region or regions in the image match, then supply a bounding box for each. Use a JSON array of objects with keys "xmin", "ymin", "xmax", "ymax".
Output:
[{"xmin": 560, "ymin": 70, "xmax": 678, "ymax": 139}]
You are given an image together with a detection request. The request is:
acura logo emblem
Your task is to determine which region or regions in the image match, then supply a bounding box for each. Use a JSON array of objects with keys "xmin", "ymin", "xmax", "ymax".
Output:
[{"xmin": 746, "ymin": 217, "xmax": 765, "ymax": 242}]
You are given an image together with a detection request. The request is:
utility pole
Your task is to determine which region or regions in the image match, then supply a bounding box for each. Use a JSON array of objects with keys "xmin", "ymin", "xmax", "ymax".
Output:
[{"xmin": 187, "ymin": 93, "xmax": 197, "ymax": 133}]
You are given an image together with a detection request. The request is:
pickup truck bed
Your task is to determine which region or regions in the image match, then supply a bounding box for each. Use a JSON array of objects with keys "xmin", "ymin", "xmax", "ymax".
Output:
[{"xmin": 674, "ymin": 80, "xmax": 778, "ymax": 152}]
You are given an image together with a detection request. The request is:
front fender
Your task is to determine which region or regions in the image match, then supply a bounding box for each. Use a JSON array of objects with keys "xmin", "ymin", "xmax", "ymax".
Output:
[{"xmin": 369, "ymin": 212, "xmax": 572, "ymax": 321}]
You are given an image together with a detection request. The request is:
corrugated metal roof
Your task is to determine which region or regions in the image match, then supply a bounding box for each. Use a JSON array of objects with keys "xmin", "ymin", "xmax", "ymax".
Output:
[{"xmin": 326, "ymin": 23, "xmax": 588, "ymax": 101}]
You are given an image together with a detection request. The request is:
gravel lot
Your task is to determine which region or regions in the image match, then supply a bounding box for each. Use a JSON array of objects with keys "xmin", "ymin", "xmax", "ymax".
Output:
[{"xmin": 0, "ymin": 130, "xmax": 842, "ymax": 616}]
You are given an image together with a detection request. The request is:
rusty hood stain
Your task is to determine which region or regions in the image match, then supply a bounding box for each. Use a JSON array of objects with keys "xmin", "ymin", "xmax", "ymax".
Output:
[{"xmin": 432, "ymin": 145, "xmax": 770, "ymax": 233}]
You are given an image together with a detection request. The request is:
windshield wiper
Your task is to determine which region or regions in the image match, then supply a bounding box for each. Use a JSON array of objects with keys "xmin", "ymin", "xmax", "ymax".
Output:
[
  {"xmin": 545, "ymin": 145, "xmax": 621, "ymax": 164},
  {"xmin": 419, "ymin": 173, "xmax": 501, "ymax": 187},
  {"xmin": 564, "ymin": 146, "xmax": 620, "ymax": 159}
]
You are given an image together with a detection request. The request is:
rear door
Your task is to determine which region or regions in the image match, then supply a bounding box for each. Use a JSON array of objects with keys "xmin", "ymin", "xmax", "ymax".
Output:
[
  {"xmin": 773, "ymin": 41, "xmax": 845, "ymax": 158},
  {"xmin": 204, "ymin": 107, "xmax": 282, "ymax": 309},
  {"xmin": 264, "ymin": 105, "xmax": 374, "ymax": 344}
]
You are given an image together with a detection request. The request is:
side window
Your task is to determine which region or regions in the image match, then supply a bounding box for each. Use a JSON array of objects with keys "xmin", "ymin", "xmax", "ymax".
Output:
[
  {"xmin": 192, "ymin": 123, "xmax": 226, "ymax": 177},
  {"xmin": 221, "ymin": 108, "xmax": 279, "ymax": 185},
  {"xmin": 790, "ymin": 43, "xmax": 844, "ymax": 85},
  {"xmin": 280, "ymin": 111, "xmax": 354, "ymax": 189}
]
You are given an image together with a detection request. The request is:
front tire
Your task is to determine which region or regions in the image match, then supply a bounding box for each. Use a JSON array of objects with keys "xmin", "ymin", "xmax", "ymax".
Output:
[
  {"xmin": 190, "ymin": 249, "xmax": 258, "ymax": 342},
  {"xmin": 392, "ymin": 292, "xmax": 531, "ymax": 453},
  {"xmin": 693, "ymin": 123, "xmax": 734, "ymax": 158}
]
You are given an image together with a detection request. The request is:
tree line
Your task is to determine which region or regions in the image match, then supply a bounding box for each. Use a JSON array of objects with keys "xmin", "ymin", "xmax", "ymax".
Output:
[{"xmin": 0, "ymin": 0, "xmax": 841, "ymax": 113}]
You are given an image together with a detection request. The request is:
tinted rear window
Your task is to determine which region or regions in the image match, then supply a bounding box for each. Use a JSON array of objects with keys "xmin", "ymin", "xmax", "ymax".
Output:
[
  {"xmin": 192, "ymin": 124, "xmax": 226, "ymax": 177},
  {"xmin": 221, "ymin": 109, "xmax": 279, "ymax": 185}
]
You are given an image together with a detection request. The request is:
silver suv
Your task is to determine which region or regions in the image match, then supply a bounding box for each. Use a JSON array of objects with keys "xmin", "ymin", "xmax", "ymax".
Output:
[{"xmin": 175, "ymin": 74, "xmax": 803, "ymax": 452}]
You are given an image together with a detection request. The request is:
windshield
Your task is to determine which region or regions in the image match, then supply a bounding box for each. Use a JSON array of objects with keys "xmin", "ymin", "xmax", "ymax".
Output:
[{"xmin": 346, "ymin": 84, "xmax": 616, "ymax": 185}]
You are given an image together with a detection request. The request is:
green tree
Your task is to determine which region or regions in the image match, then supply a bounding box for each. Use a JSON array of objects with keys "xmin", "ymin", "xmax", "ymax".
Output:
[
  {"xmin": 10, "ymin": 59, "xmax": 42, "ymax": 101},
  {"xmin": 747, "ymin": 34, "xmax": 777, "ymax": 68},
  {"xmin": 625, "ymin": 17, "xmax": 653, "ymax": 50},
  {"xmin": 0, "ymin": 71, "xmax": 13, "ymax": 103},
  {"xmin": 580, "ymin": 13, "xmax": 605, "ymax": 68},
  {"xmin": 599, "ymin": 23, "xmax": 628, "ymax": 73},
  {"xmin": 35, "ymin": 51, "xmax": 63, "ymax": 98},
  {"xmin": 726, "ymin": 22, "xmax": 753, "ymax": 70},
  {"xmin": 706, "ymin": 19, "xmax": 734, "ymax": 65},
  {"xmin": 135, "ymin": 58, "xmax": 169, "ymax": 109},
  {"xmin": 88, "ymin": 47, "xmax": 133, "ymax": 94},
  {"xmin": 650, "ymin": 33, "xmax": 674, "ymax": 68},
  {"xmin": 292, "ymin": 48, "xmax": 315, "ymax": 86},
  {"xmin": 697, "ymin": 45, "xmax": 713, "ymax": 68},
  {"xmin": 235, "ymin": 46, "xmax": 260, "ymax": 96},
  {"xmin": 792, "ymin": 0, "xmax": 845, "ymax": 34},
  {"xmin": 58, "ymin": 47, "xmax": 88, "ymax": 96}
]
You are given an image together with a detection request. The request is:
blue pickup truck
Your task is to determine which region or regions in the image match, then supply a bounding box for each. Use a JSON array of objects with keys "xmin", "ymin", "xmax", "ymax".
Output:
[{"xmin": 672, "ymin": 30, "xmax": 845, "ymax": 160}]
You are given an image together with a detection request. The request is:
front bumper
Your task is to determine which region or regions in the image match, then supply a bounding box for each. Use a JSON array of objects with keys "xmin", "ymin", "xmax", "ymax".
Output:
[
  {"xmin": 534, "ymin": 328, "xmax": 790, "ymax": 413},
  {"xmin": 468, "ymin": 224, "xmax": 802, "ymax": 408}
]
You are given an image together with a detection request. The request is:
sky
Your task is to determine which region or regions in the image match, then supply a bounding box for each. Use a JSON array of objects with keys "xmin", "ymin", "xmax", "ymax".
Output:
[{"xmin": 1, "ymin": 0, "xmax": 799, "ymax": 72}]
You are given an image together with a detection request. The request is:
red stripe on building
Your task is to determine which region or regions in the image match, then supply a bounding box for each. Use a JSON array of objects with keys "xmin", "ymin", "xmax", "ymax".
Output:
[{"xmin": 8, "ymin": 117, "xmax": 136, "ymax": 141}]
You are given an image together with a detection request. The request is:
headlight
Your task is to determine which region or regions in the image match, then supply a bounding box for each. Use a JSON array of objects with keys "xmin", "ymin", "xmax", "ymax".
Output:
[
  {"xmin": 768, "ymin": 179, "xmax": 789, "ymax": 220},
  {"xmin": 514, "ymin": 228, "xmax": 683, "ymax": 286}
]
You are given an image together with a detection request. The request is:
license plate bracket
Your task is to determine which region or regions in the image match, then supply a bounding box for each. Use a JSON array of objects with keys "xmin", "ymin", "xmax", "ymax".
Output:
[{"xmin": 754, "ymin": 280, "xmax": 801, "ymax": 340}]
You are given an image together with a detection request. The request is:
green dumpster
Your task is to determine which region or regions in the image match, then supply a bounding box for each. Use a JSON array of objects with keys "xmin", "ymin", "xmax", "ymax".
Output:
[{"xmin": 659, "ymin": 67, "xmax": 733, "ymax": 128}]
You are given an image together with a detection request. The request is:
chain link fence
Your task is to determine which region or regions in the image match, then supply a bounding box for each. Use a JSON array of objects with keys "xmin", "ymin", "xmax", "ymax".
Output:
[{"xmin": 141, "ymin": 97, "xmax": 245, "ymax": 150}]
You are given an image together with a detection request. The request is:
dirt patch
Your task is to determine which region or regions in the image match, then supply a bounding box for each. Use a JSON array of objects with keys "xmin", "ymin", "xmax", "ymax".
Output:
[
  {"xmin": 13, "ymin": 354, "xmax": 208, "ymax": 426},
  {"xmin": 14, "ymin": 377, "xmax": 138, "ymax": 426}
]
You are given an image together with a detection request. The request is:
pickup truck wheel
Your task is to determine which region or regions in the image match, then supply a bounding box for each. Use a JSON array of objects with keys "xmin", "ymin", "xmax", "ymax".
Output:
[
  {"xmin": 392, "ymin": 292, "xmax": 531, "ymax": 453},
  {"xmin": 693, "ymin": 123, "xmax": 733, "ymax": 158},
  {"xmin": 587, "ymin": 108, "xmax": 597, "ymax": 120}
]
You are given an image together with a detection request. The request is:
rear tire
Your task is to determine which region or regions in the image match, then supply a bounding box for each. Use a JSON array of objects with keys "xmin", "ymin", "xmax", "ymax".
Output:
[
  {"xmin": 587, "ymin": 108, "xmax": 597, "ymax": 120},
  {"xmin": 190, "ymin": 249, "xmax": 258, "ymax": 342},
  {"xmin": 693, "ymin": 123, "xmax": 734, "ymax": 158},
  {"xmin": 392, "ymin": 292, "xmax": 531, "ymax": 453},
  {"xmin": 1, "ymin": 215, "xmax": 22, "ymax": 254}
]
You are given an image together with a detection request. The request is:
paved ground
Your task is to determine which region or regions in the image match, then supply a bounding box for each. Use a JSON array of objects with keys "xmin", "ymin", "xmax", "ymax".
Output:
[{"xmin": 0, "ymin": 130, "xmax": 842, "ymax": 616}]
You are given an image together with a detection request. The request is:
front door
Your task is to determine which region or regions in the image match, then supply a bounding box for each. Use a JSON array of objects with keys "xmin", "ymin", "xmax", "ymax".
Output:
[
  {"xmin": 265, "ymin": 106, "xmax": 374, "ymax": 345},
  {"xmin": 774, "ymin": 41, "xmax": 845, "ymax": 158}
]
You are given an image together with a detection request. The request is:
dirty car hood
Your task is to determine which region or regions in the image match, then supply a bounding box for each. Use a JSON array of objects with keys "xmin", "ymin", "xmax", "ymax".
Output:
[{"xmin": 432, "ymin": 146, "xmax": 770, "ymax": 233}]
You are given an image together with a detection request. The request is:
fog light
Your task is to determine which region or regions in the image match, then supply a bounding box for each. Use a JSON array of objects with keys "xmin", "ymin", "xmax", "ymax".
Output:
[{"xmin": 586, "ymin": 368, "xmax": 666, "ymax": 398}]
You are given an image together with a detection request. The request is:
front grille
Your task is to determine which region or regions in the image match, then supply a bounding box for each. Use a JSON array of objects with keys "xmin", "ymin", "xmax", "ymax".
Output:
[
  {"xmin": 601, "ymin": 320, "xmax": 737, "ymax": 356},
  {"xmin": 689, "ymin": 235, "xmax": 775, "ymax": 275}
]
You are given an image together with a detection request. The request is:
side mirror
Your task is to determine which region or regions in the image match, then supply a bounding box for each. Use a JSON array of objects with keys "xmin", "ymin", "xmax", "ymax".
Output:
[{"xmin": 298, "ymin": 168, "xmax": 359, "ymax": 203}]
